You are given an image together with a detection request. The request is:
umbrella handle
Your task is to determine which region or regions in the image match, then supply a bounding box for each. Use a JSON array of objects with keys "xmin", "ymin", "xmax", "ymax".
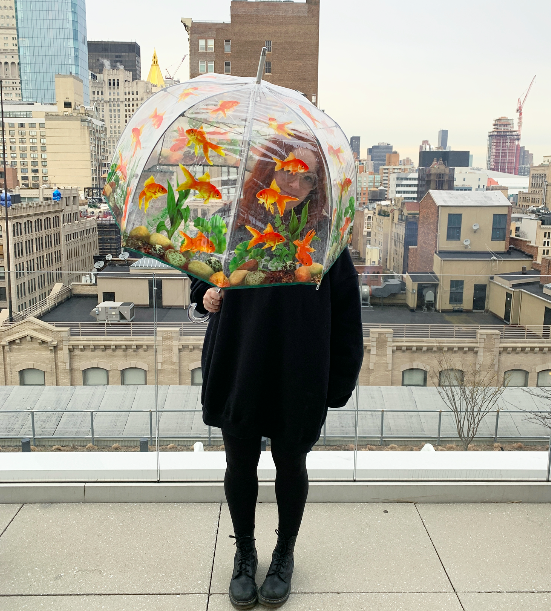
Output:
[{"xmin": 187, "ymin": 287, "xmax": 222, "ymax": 324}]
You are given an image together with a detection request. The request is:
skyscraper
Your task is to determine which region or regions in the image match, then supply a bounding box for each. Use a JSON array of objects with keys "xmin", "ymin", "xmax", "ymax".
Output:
[
  {"xmin": 368, "ymin": 142, "xmax": 393, "ymax": 173},
  {"xmin": 350, "ymin": 136, "xmax": 360, "ymax": 160},
  {"xmin": 0, "ymin": 1, "xmax": 21, "ymax": 100},
  {"xmin": 88, "ymin": 41, "xmax": 141, "ymax": 81},
  {"xmin": 438, "ymin": 129, "xmax": 448, "ymax": 150},
  {"xmin": 487, "ymin": 117, "xmax": 520, "ymax": 175},
  {"xmin": 15, "ymin": 0, "xmax": 89, "ymax": 104}
]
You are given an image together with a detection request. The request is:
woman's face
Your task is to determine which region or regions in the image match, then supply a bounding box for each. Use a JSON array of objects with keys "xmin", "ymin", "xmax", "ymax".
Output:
[{"xmin": 274, "ymin": 147, "xmax": 319, "ymax": 208}]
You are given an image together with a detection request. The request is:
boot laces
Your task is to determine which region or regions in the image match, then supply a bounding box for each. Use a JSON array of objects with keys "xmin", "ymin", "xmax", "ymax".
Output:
[
  {"xmin": 267, "ymin": 529, "xmax": 292, "ymax": 581},
  {"xmin": 229, "ymin": 535, "xmax": 256, "ymax": 578}
]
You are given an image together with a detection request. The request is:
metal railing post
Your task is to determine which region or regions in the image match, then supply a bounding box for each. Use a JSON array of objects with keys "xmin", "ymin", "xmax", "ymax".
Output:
[
  {"xmin": 547, "ymin": 434, "xmax": 551, "ymax": 483},
  {"xmin": 30, "ymin": 410, "xmax": 36, "ymax": 446},
  {"xmin": 494, "ymin": 409, "xmax": 500, "ymax": 443},
  {"xmin": 379, "ymin": 409, "xmax": 384, "ymax": 446},
  {"xmin": 90, "ymin": 411, "xmax": 95, "ymax": 445},
  {"xmin": 149, "ymin": 410, "xmax": 153, "ymax": 444},
  {"xmin": 437, "ymin": 410, "xmax": 442, "ymax": 446},
  {"xmin": 208, "ymin": 425, "xmax": 211, "ymax": 446},
  {"xmin": 323, "ymin": 420, "xmax": 327, "ymax": 446}
]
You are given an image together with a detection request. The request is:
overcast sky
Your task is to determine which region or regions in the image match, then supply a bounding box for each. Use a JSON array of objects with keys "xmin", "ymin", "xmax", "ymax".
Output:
[{"xmin": 88, "ymin": 0, "xmax": 550, "ymax": 168}]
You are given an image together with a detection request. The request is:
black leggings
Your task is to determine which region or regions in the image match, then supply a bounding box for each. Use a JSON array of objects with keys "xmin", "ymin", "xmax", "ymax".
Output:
[{"xmin": 222, "ymin": 429, "xmax": 309, "ymax": 538}]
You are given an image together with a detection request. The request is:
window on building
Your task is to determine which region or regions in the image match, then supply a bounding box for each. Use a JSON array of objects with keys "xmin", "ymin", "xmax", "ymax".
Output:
[
  {"xmin": 83, "ymin": 368, "xmax": 109, "ymax": 386},
  {"xmin": 265, "ymin": 40, "xmax": 272, "ymax": 52},
  {"xmin": 224, "ymin": 61, "xmax": 231, "ymax": 74},
  {"xmin": 207, "ymin": 39, "xmax": 214, "ymax": 52},
  {"xmin": 504, "ymin": 369, "xmax": 528, "ymax": 387},
  {"xmin": 122, "ymin": 367, "xmax": 147, "ymax": 385},
  {"xmin": 446, "ymin": 213, "xmax": 462, "ymax": 240},
  {"xmin": 439, "ymin": 369, "xmax": 464, "ymax": 386},
  {"xmin": 449, "ymin": 280, "xmax": 464, "ymax": 304},
  {"xmin": 491, "ymin": 214, "xmax": 507, "ymax": 241},
  {"xmin": 265, "ymin": 61, "xmax": 272, "ymax": 74},
  {"xmin": 207, "ymin": 61, "xmax": 214, "ymax": 73},
  {"xmin": 199, "ymin": 60, "xmax": 206, "ymax": 74},
  {"xmin": 224, "ymin": 39, "xmax": 231, "ymax": 53},
  {"xmin": 191, "ymin": 367, "xmax": 203, "ymax": 386},
  {"xmin": 402, "ymin": 369, "xmax": 427, "ymax": 387},
  {"xmin": 199, "ymin": 39, "xmax": 206, "ymax": 52},
  {"xmin": 537, "ymin": 370, "xmax": 551, "ymax": 387},
  {"xmin": 19, "ymin": 368, "xmax": 45, "ymax": 386}
]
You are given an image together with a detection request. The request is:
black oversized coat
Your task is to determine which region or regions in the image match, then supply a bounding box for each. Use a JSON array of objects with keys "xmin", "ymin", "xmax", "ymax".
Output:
[{"xmin": 190, "ymin": 248, "xmax": 363, "ymax": 453}]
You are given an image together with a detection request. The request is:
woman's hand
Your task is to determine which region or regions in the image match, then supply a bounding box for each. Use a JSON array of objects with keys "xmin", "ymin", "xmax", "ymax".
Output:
[{"xmin": 204, "ymin": 287, "xmax": 224, "ymax": 313}]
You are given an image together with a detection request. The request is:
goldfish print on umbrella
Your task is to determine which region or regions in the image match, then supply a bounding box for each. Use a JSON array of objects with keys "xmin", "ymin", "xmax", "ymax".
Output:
[
  {"xmin": 246, "ymin": 223, "xmax": 286, "ymax": 251},
  {"xmin": 339, "ymin": 217, "xmax": 352, "ymax": 240},
  {"xmin": 179, "ymin": 231, "xmax": 215, "ymax": 254},
  {"xmin": 294, "ymin": 230, "xmax": 316, "ymax": 266},
  {"xmin": 116, "ymin": 151, "xmax": 127, "ymax": 181},
  {"xmin": 170, "ymin": 127, "xmax": 189, "ymax": 152},
  {"xmin": 268, "ymin": 117, "xmax": 294, "ymax": 137},
  {"xmin": 139, "ymin": 176, "xmax": 168, "ymax": 213},
  {"xmin": 185, "ymin": 126, "xmax": 226, "ymax": 165},
  {"xmin": 328, "ymin": 144, "xmax": 345, "ymax": 165},
  {"xmin": 256, "ymin": 179, "xmax": 299, "ymax": 216},
  {"xmin": 273, "ymin": 152, "xmax": 309, "ymax": 175},
  {"xmin": 150, "ymin": 108, "xmax": 165, "ymax": 129},
  {"xmin": 210, "ymin": 100, "xmax": 240, "ymax": 117},
  {"xmin": 178, "ymin": 87, "xmax": 198, "ymax": 103},
  {"xmin": 131, "ymin": 125, "xmax": 144, "ymax": 155},
  {"xmin": 338, "ymin": 176, "xmax": 352, "ymax": 199},
  {"xmin": 177, "ymin": 165, "xmax": 222, "ymax": 205},
  {"xmin": 121, "ymin": 187, "xmax": 131, "ymax": 230},
  {"xmin": 299, "ymin": 105, "xmax": 322, "ymax": 128}
]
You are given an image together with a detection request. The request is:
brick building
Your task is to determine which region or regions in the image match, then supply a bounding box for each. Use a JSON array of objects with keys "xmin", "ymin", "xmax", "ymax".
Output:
[{"xmin": 187, "ymin": 0, "xmax": 319, "ymax": 105}]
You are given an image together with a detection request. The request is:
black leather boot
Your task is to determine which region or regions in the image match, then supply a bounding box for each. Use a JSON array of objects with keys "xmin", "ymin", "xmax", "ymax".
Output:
[
  {"xmin": 228, "ymin": 533, "xmax": 258, "ymax": 609},
  {"xmin": 258, "ymin": 529, "xmax": 297, "ymax": 608}
]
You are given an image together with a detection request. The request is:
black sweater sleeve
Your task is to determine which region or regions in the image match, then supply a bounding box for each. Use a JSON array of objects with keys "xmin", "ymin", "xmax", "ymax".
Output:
[
  {"xmin": 326, "ymin": 251, "xmax": 364, "ymax": 408},
  {"xmin": 190, "ymin": 276, "xmax": 210, "ymax": 315}
]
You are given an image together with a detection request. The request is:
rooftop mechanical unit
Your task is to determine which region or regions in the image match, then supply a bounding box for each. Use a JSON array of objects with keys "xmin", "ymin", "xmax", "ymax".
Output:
[{"xmin": 90, "ymin": 301, "xmax": 135, "ymax": 322}]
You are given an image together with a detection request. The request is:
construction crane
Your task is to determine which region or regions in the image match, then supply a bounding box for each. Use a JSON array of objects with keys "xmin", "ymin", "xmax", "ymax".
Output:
[
  {"xmin": 165, "ymin": 54, "xmax": 188, "ymax": 81},
  {"xmin": 516, "ymin": 75, "xmax": 536, "ymax": 136}
]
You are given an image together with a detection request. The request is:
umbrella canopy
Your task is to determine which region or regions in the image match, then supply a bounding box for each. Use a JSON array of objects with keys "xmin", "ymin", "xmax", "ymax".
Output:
[{"xmin": 103, "ymin": 71, "xmax": 356, "ymax": 289}]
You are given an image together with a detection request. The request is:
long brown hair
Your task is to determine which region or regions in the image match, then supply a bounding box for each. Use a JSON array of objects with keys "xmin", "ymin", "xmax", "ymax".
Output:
[{"xmin": 236, "ymin": 131, "xmax": 328, "ymax": 232}]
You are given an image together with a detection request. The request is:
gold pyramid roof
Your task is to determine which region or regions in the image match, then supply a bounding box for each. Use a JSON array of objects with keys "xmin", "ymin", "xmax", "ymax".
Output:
[{"xmin": 147, "ymin": 49, "xmax": 165, "ymax": 87}]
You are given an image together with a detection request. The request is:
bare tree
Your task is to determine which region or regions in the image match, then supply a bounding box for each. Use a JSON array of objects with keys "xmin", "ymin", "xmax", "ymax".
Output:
[
  {"xmin": 430, "ymin": 353, "xmax": 509, "ymax": 450},
  {"xmin": 518, "ymin": 386, "xmax": 551, "ymax": 432}
]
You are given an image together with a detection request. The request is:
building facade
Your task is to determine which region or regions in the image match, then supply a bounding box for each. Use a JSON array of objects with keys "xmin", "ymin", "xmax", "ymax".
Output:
[
  {"xmin": 487, "ymin": 117, "xmax": 520, "ymax": 175},
  {"xmin": 417, "ymin": 160, "xmax": 455, "ymax": 202},
  {"xmin": 418, "ymin": 150, "xmax": 470, "ymax": 168},
  {"xmin": 517, "ymin": 158, "xmax": 551, "ymax": 210},
  {"xmin": 389, "ymin": 171, "xmax": 418, "ymax": 202},
  {"xmin": 368, "ymin": 142, "xmax": 393, "ymax": 173},
  {"xmin": 188, "ymin": 0, "xmax": 319, "ymax": 104},
  {"xmin": 15, "ymin": 0, "xmax": 89, "ymax": 105},
  {"xmin": 0, "ymin": 0, "xmax": 20, "ymax": 100},
  {"xmin": 350, "ymin": 136, "xmax": 360, "ymax": 160},
  {"xmin": 88, "ymin": 41, "xmax": 141, "ymax": 81},
  {"xmin": 518, "ymin": 146, "xmax": 533, "ymax": 177},
  {"xmin": 90, "ymin": 68, "xmax": 154, "ymax": 167},
  {"xmin": 437, "ymin": 129, "xmax": 448, "ymax": 150},
  {"xmin": 0, "ymin": 186, "xmax": 98, "ymax": 314}
]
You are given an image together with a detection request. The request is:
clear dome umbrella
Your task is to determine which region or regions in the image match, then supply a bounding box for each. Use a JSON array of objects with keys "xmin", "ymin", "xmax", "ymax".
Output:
[{"xmin": 103, "ymin": 49, "xmax": 356, "ymax": 319}]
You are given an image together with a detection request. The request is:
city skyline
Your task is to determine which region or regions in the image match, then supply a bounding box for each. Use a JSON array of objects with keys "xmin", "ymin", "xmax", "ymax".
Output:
[{"xmin": 87, "ymin": 0, "xmax": 551, "ymax": 170}]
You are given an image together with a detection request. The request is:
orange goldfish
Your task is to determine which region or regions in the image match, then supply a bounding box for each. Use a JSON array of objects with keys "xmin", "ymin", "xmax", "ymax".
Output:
[
  {"xmin": 178, "ymin": 87, "xmax": 198, "ymax": 103},
  {"xmin": 328, "ymin": 144, "xmax": 344, "ymax": 165},
  {"xmin": 131, "ymin": 125, "xmax": 144, "ymax": 154},
  {"xmin": 299, "ymin": 105, "xmax": 322, "ymax": 127},
  {"xmin": 115, "ymin": 151, "xmax": 127, "ymax": 181},
  {"xmin": 210, "ymin": 100, "xmax": 240, "ymax": 117},
  {"xmin": 150, "ymin": 108, "xmax": 165, "ymax": 129},
  {"xmin": 179, "ymin": 231, "xmax": 215, "ymax": 254},
  {"xmin": 139, "ymin": 176, "xmax": 168, "ymax": 213},
  {"xmin": 246, "ymin": 223, "xmax": 286, "ymax": 251},
  {"xmin": 339, "ymin": 217, "xmax": 352, "ymax": 240},
  {"xmin": 273, "ymin": 152, "xmax": 309, "ymax": 175},
  {"xmin": 170, "ymin": 127, "xmax": 189, "ymax": 152},
  {"xmin": 256, "ymin": 179, "xmax": 299, "ymax": 216},
  {"xmin": 185, "ymin": 125, "xmax": 226, "ymax": 165},
  {"xmin": 338, "ymin": 176, "xmax": 352, "ymax": 198},
  {"xmin": 293, "ymin": 230, "xmax": 316, "ymax": 266},
  {"xmin": 320, "ymin": 118, "xmax": 335, "ymax": 136},
  {"xmin": 177, "ymin": 165, "xmax": 222, "ymax": 204},
  {"xmin": 268, "ymin": 117, "xmax": 293, "ymax": 137},
  {"xmin": 121, "ymin": 187, "xmax": 131, "ymax": 230}
]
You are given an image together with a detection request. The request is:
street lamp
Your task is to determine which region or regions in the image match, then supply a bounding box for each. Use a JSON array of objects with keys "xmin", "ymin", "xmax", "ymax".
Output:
[{"xmin": 0, "ymin": 78, "xmax": 13, "ymax": 322}]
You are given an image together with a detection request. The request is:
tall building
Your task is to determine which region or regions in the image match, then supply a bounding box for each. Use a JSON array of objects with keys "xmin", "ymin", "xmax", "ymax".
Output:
[
  {"xmin": 487, "ymin": 116, "xmax": 520, "ymax": 175},
  {"xmin": 88, "ymin": 41, "xmax": 141, "ymax": 81},
  {"xmin": 389, "ymin": 171, "xmax": 418, "ymax": 202},
  {"xmin": 15, "ymin": 0, "xmax": 89, "ymax": 104},
  {"xmin": 417, "ymin": 159, "xmax": 455, "ymax": 202},
  {"xmin": 518, "ymin": 146, "xmax": 533, "ymax": 177},
  {"xmin": 2, "ymin": 75, "xmax": 106, "ymax": 191},
  {"xmin": 517, "ymin": 157, "xmax": 551, "ymax": 210},
  {"xmin": 0, "ymin": 0, "xmax": 21, "ymax": 100},
  {"xmin": 0, "ymin": 186, "xmax": 98, "ymax": 314},
  {"xmin": 146, "ymin": 49, "xmax": 165, "ymax": 88},
  {"xmin": 438, "ymin": 129, "xmax": 448, "ymax": 150},
  {"xmin": 350, "ymin": 136, "xmax": 360, "ymax": 160},
  {"xmin": 90, "ymin": 68, "xmax": 154, "ymax": 169},
  {"xmin": 418, "ymin": 150, "xmax": 470, "ymax": 168},
  {"xmin": 368, "ymin": 142, "xmax": 393, "ymax": 173},
  {"xmin": 187, "ymin": 0, "xmax": 320, "ymax": 105}
]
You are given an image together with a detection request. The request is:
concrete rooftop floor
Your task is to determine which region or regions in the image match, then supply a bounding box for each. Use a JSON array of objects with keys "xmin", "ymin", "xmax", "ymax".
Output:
[{"xmin": 1, "ymin": 502, "xmax": 551, "ymax": 610}]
